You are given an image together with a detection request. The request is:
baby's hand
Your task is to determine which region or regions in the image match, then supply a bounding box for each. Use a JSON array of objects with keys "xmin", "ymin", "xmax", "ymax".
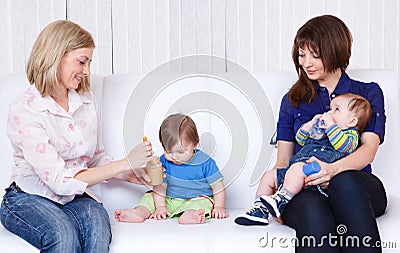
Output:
[
  {"xmin": 150, "ymin": 206, "xmax": 171, "ymax": 220},
  {"xmin": 212, "ymin": 206, "xmax": 228, "ymax": 219},
  {"xmin": 302, "ymin": 114, "xmax": 322, "ymax": 132},
  {"xmin": 321, "ymin": 112, "xmax": 334, "ymax": 128}
]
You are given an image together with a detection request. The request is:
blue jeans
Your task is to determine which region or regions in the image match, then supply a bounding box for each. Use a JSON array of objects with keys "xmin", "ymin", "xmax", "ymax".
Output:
[
  {"xmin": 281, "ymin": 171, "xmax": 387, "ymax": 253},
  {"xmin": 0, "ymin": 182, "xmax": 111, "ymax": 253}
]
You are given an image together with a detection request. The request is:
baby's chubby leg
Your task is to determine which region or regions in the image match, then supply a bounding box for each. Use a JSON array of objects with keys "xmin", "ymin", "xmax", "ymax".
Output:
[
  {"xmin": 282, "ymin": 162, "xmax": 307, "ymax": 195},
  {"xmin": 114, "ymin": 206, "xmax": 151, "ymax": 223},
  {"xmin": 256, "ymin": 168, "xmax": 279, "ymax": 197},
  {"xmin": 260, "ymin": 163, "xmax": 305, "ymax": 221}
]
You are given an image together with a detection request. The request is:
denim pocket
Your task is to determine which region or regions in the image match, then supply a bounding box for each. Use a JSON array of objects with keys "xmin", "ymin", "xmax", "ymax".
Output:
[{"xmin": 2, "ymin": 182, "xmax": 26, "ymax": 207}]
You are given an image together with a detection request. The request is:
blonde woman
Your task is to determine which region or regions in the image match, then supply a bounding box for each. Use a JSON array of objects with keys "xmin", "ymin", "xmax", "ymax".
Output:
[{"xmin": 0, "ymin": 20, "xmax": 153, "ymax": 252}]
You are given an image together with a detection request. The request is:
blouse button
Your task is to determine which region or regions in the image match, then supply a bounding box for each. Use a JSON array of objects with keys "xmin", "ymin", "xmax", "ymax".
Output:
[
  {"xmin": 331, "ymin": 94, "xmax": 336, "ymax": 98},
  {"xmin": 326, "ymin": 105, "xmax": 330, "ymax": 110}
]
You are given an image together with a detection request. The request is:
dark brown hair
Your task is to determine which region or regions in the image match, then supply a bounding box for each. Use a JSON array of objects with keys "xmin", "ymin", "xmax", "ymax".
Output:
[
  {"xmin": 289, "ymin": 15, "xmax": 352, "ymax": 107},
  {"xmin": 159, "ymin": 113, "xmax": 199, "ymax": 152}
]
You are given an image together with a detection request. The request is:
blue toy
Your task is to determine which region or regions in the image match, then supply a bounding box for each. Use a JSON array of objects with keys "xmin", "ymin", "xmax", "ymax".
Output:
[
  {"xmin": 303, "ymin": 161, "xmax": 321, "ymax": 176},
  {"xmin": 302, "ymin": 161, "xmax": 328, "ymax": 197}
]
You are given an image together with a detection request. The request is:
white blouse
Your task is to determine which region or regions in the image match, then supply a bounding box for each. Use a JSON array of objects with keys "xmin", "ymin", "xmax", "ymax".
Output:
[{"xmin": 7, "ymin": 85, "xmax": 111, "ymax": 204}]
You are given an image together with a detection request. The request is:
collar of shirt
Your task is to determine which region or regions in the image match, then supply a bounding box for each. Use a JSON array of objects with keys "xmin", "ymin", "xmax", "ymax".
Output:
[
  {"xmin": 311, "ymin": 72, "xmax": 352, "ymax": 112},
  {"xmin": 29, "ymin": 86, "xmax": 93, "ymax": 118},
  {"xmin": 314, "ymin": 72, "xmax": 352, "ymax": 100}
]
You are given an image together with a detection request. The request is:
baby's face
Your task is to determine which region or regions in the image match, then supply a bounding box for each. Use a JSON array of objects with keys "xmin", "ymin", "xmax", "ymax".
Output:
[
  {"xmin": 329, "ymin": 96, "xmax": 355, "ymax": 129},
  {"xmin": 164, "ymin": 137, "xmax": 196, "ymax": 165}
]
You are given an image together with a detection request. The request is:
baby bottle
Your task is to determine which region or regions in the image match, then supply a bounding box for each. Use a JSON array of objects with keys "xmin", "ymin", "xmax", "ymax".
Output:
[
  {"xmin": 308, "ymin": 118, "xmax": 326, "ymax": 140},
  {"xmin": 145, "ymin": 156, "xmax": 163, "ymax": 186},
  {"xmin": 142, "ymin": 137, "xmax": 163, "ymax": 186}
]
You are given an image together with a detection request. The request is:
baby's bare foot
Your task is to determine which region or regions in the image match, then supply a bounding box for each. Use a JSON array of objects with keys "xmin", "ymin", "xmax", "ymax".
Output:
[
  {"xmin": 114, "ymin": 206, "xmax": 150, "ymax": 223},
  {"xmin": 178, "ymin": 209, "xmax": 206, "ymax": 224}
]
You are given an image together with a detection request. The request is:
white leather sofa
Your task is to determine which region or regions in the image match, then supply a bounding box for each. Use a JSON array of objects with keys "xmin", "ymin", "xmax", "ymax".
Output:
[{"xmin": 0, "ymin": 70, "xmax": 399, "ymax": 252}]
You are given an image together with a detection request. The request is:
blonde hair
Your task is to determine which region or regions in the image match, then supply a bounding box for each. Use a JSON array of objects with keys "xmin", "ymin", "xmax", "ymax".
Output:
[
  {"xmin": 26, "ymin": 20, "xmax": 95, "ymax": 97},
  {"xmin": 159, "ymin": 113, "xmax": 199, "ymax": 152}
]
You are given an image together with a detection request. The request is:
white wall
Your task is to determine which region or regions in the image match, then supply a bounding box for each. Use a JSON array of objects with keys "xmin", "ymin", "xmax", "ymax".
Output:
[{"xmin": 0, "ymin": 0, "xmax": 399, "ymax": 76}]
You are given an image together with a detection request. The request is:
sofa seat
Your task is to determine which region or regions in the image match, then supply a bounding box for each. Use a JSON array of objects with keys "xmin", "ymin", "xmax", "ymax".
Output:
[{"xmin": 0, "ymin": 70, "xmax": 399, "ymax": 252}]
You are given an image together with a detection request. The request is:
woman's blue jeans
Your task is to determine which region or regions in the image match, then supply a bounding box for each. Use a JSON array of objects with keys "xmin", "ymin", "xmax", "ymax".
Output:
[
  {"xmin": 0, "ymin": 182, "xmax": 111, "ymax": 253},
  {"xmin": 282, "ymin": 170, "xmax": 387, "ymax": 253}
]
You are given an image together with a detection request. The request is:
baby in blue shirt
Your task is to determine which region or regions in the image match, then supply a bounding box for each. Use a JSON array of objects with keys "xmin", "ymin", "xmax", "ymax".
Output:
[{"xmin": 115, "ymin": 113, "xmax": 227, "ymax": 224}]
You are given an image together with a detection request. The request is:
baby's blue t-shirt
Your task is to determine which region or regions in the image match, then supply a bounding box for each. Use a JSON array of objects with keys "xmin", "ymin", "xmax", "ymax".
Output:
[{"xmin": 160, "ymin": 149, "xmax": 223, "ymax": 199}]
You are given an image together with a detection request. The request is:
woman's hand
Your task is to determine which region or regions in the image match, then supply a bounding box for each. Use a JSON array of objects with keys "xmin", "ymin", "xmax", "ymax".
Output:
[
  {"xmin": 114, "ymin": 141, "xmax": 154, "ymax": 184},
  {"xmin": 114, "ymin": 168, "xmax": 150, "ymax": 184},
  {"xmin": 304, "ymin": 157, "xmax": 339, "ymax": 188},
  {"xmin": 126, "ymin": 141, "xmax": 154, "ymax": 169}
]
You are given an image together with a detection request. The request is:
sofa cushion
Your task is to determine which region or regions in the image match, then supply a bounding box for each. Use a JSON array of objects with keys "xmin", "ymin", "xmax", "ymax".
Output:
[{"xmin": 0, "ymin": 70, "xmax": 399, "ymax": 252}]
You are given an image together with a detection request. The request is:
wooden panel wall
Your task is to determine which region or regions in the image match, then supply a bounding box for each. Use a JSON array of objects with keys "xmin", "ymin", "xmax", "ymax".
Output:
[{"xmin": 0, "ymin": 0, "xmax": 399, "ymax": 76}]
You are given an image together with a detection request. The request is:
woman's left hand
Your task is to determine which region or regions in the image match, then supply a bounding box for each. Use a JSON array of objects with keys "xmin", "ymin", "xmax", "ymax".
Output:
[
  {"xmin": 304, "ymin": 157, "xmax": 339, "ymax": 189},
  {"xmin": 114, "ymin": 168, "xmax": 146, "ymax": 184}
]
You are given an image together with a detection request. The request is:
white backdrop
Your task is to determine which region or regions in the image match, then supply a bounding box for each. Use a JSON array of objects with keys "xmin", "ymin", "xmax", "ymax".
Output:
[{"xmin": 0, "ymin": 0, "xmax": 399, "ymax": 76}]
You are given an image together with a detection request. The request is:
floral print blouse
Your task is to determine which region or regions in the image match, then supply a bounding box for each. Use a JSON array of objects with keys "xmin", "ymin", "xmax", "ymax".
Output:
[{"xmin": 7, "ymin": 86, "xmax": 111, "ymax": 204}]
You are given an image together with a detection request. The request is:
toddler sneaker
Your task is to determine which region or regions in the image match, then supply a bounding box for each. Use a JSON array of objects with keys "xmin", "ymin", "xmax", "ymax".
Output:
[
  {"xmin": 260, "ymin": 189, "xmax": 291, "ymax": 219},
  {"xmin": 234, "ymin": 202, "xmax": 269, "ymax": 226}
]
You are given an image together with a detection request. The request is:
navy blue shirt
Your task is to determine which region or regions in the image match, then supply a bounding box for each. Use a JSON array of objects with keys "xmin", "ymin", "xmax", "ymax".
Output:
[{"xmin": 276, "ymin": 72, "xmax": 386, "ymax": 173}]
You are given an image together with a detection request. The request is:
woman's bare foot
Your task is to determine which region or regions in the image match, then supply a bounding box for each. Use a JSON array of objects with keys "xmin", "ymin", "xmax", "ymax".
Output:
[
  {"xmin": 114, "ymin": 206, "xmax": 151, "ymax": 223},
  {"xmin": 178, "ymin": 209, "xmax": 206, "ymax": 224}
]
